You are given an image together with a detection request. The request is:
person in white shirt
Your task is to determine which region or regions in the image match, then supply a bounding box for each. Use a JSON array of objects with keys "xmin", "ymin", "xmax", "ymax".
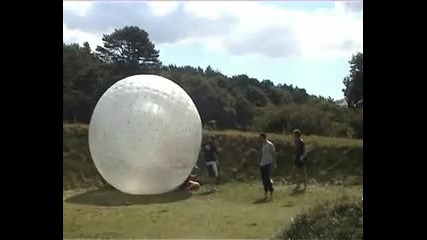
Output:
[{"xmin": 259, "ymin": 133, "xmax": 276, "ymax": 201}]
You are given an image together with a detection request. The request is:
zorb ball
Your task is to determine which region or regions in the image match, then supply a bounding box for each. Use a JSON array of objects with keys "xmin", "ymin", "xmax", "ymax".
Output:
[{"xmin": 88, "ymin": 74, "xmax": 202, "ymax": 195}]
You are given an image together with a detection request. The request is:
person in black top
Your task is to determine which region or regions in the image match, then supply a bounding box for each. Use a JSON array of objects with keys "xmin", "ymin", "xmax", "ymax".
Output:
[
  {"xmin": 291, "ymin": 129, "xmax": 308, "ymax": 192},
  {"xmin": 203, "ymin": 136, "xmax": 220, "ymax": 192}
]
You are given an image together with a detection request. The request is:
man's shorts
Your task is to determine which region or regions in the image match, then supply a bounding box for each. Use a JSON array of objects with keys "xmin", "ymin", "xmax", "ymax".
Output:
[
  {"xmin": 294, "ymin": 158, "xmax": 306, "ymax": 169},
  {"xmin": 206, "ymin": 161, "xmax": 219, "ymax": 177}
]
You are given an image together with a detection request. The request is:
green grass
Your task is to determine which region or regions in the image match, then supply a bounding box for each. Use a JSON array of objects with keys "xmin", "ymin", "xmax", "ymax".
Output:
[
  {"xmin": 63, "ymin": 124, "xmax": 363, "ymax": 238},
  {"xmin": 63, "ymin": 183, "xmax": 362, "ymax": 239},
  {"xmin": 276, "ymin": 198, "xmax": 363, "ymax": 240},
  {"xmin": 206, "ymin": 129, "xmax": 362, "ymax": 148},
  {"xmin": 63, "ymin": 124, "xmax": 362, "ymax": 148}
]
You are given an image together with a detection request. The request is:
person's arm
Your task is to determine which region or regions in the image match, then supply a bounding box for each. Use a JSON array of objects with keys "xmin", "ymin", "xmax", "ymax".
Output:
[
  {"xmin": 212, "ymin": 144, "xmax": 220, "ymax": 166},
  {"xmin": 271, "ymin": 144, "xmax": 277, "ymax": 168},
  {"xmin": 213, "ymin": 144, "xmax": 219, "ymax": 155},
  {"xmin": 211, "ymin": 144, "xmax": 219, "ymax": 161},
  {"xmin": 300, "ymin": 142, "xmax": 308, "ymax": 160}
]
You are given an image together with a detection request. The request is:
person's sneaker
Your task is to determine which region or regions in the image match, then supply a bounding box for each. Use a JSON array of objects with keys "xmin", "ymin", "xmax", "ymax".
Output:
[{"xmin": 209, "ymin": 185, "xmax": 219, "ymax": 192}]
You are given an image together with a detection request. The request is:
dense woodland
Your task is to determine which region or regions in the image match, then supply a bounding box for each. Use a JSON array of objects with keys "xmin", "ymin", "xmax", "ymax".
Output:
[{"xmin": 63, "ymin": 26, "xmax": 363, "ymax": 138}]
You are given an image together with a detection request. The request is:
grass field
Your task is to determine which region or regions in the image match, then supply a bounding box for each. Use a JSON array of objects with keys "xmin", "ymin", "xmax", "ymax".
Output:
[
  {"xmin": 63, "ymin": 124, "xmax": 363, "ymax": 238},
  {"xmin": 63, "ymin": 182, "xmax": 362, "ymax": 239}
]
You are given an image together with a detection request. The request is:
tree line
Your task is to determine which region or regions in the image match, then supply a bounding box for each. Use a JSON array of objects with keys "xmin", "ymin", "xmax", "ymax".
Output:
[{"xmin": 63, "ymin": 26, "xmax": 363, "ymax": 138}]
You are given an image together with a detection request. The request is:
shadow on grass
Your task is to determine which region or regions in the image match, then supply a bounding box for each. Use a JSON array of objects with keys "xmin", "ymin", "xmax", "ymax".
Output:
[
  {"xmin": 253, "ymin": 198, "xmax": 269, "ymax": 204},
  {"xmin": 65, "ymin": 187, "xmax": 192, "ymax": 206},
  {"xmin": 290, "ymin": 189, "xmax": 305, "ymax": 196},
  {"xmin": 197, "ymin": 191, "xmax": 216, "ymax": 196}
]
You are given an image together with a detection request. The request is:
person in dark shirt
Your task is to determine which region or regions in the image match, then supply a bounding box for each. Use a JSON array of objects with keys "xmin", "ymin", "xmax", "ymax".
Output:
[
  {"xmin": 203, "ymin": 136, "xmax": 220, "ymax": 192},
  {"xmin": 291, "ymin": 129, "xmax": 308, "ymax": 192}
]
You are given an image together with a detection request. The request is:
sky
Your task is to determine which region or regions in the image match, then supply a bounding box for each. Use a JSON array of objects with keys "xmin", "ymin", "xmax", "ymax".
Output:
[{"xmin": 63, "ymin": 0, "xmax": 363, "ymax": 100}]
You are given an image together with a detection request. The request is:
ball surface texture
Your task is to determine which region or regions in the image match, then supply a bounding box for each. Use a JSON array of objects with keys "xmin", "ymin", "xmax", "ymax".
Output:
[{"xmin": 89, "ymin": 74, "xmax": 202, "ymax": 195}]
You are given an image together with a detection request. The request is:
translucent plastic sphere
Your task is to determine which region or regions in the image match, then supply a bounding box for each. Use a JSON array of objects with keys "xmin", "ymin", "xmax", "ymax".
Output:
[{"xmin": 88, "ymin": 74, "xmax": 202, "ymax": 195}]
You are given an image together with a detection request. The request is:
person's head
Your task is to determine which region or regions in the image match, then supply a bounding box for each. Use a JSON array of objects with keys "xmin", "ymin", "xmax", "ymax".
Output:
[
  {"xmin": 293, "ymin": 129, "xmax": 301, "ymax": 140},
  {"xmin": 259, "ymin": 132, "xmax": 267, "ymax": 142},
  {"xmin": 209, "ymin": 136, "xmax": 216, "ymax": 144}
]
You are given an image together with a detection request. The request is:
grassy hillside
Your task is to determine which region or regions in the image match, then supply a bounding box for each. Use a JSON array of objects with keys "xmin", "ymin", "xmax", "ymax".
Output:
[{"xmin": 63, "ymin": 124, "xmax": 363, "ymax": 190}]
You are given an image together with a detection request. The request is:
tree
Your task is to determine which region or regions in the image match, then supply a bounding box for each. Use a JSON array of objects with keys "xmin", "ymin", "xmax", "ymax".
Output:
[
  {"xmin": 291, "ymin": 87, "xmax": 309, "ymax": 103},
  {"xmin": 189, "ymin": 82, "xmax": 236, "ymax": 128},
  {"xmin": 95, "ymin": 26, "xmax": 161, "ymax": 73},
  {"xmin": 260, "ymin": 79, "xmax": 274, "ymax": 89},
  {"xmin": 266, "ymin": 88, "xmax": 293, "ymax": 105},
  {"xmin": 246, "ymin": 86, "xmax": 269, "ymax": 107},
  {"xmin": 63, "ymin": 42, "xmax": 111, "ymax": 123},
  {"xmin": 63, "ymin": 43, "xmax": 100, "ymax": 90},
  {"xmin": 349, "ymin": 108, "xmax": 363, "ymax": 138},
  {"xmin": 231, "ymin": 74, "xmax": 260, "ymax": 89},
  {"xmin": 63, "ymin": 27, "xmax": 363, "ymax": 137},
  {"xmin": 235, "ymin": 97, "xmax": 255, "ymax": 129},
  {"xmin": 343, "ymin": 52, "xmax": 363, "ymax": 108},
  {"xmin": 214, "ymin": 75, "xmax": 229, "ymax": 89},
  {"xmin": 83, "ymin": 42, "xmax": 91, "ymax": 54}
]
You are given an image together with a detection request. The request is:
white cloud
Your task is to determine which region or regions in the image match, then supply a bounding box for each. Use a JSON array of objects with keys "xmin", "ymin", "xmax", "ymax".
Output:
[
  {"xmin": 180, "ymin": 1, "xmax": 363, "ymax": 59},
  {"xmin": 63, "ymin": 1, "xmax": 93, "ymax": 16},
  {"xmin": 63, "ymin": 1, "xmax": 362, "ymax": 59},
  {"xmin": 343, "ymin": 1, "xmax": 363, "ymax": 12},
  {"xmin": 147, "ymin": 1, "xmax": 180, "ymax": 17},
  {"xmin": 63, "ymin": 23, "xmax": 103, "ymax": 49}
]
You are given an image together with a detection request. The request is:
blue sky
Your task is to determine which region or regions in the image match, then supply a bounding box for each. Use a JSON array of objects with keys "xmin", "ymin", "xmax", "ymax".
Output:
[{"xmin": 63, "ymin": 1, "xmax": 363, "ymax": 100}]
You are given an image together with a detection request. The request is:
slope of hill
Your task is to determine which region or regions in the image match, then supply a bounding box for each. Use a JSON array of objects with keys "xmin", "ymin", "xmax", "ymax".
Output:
[{"xmin": 63, "ymin": 124, "xmax": 362, "ymax": 190}]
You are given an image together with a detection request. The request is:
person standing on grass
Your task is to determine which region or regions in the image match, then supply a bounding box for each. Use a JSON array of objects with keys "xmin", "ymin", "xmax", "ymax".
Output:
[
  {"xmin": 203, "ymin": 136, "xmax": 220, "ymax": 192},
  {"xmin": 291, "ymin": 129, "xmax": 308, "ymax": 192},
  {"xmin": 259, "ymin": 133, "xmax": 276, "ymax": 201}
]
